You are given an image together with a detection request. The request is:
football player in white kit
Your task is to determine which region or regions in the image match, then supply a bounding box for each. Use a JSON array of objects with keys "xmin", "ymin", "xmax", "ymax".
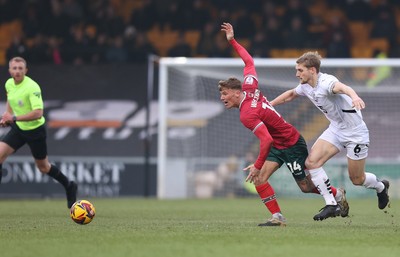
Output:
[{"xmin": 270, "ymin": 51, "xmax": 390, "ymax": 220}]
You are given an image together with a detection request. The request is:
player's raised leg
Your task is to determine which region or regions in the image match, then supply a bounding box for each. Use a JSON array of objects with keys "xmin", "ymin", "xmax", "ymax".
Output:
[{"xmin": 348, "ymin": 157, "xmax": 390, "ymax": 209}]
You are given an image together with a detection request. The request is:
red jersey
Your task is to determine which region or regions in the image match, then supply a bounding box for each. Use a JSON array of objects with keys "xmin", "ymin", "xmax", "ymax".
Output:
[
  {"xmin": 230, "ymin": 39, "xmax": 300, "ymax": 170},
  {"xmin": 239, "ymin": 90, "xmax": 299, "ymax": 149}
]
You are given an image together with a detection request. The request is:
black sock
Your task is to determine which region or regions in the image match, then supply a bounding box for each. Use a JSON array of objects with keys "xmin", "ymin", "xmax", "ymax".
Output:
[{"xmin": 47, "ymin": 164, "xmax": 70, "ymax": 189}]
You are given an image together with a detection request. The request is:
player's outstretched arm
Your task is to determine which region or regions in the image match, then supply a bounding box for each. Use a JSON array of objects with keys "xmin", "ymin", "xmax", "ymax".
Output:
[
  {"xmin": 221, "ymin": 22, "xmax": 255, "ymax": 76},
  {"xmin": 270, "ymin": 89, "xmax": 298, "ymax": 106},
  {"xmin": 332, "ymin": 82, "xmax": 365, "ymax": 110}
]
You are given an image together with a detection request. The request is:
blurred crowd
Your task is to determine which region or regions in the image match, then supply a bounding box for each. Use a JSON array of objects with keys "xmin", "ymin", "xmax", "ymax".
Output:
[{"xmin": 1, "ymin": 0, "xmax": 400, "ymax": 65}]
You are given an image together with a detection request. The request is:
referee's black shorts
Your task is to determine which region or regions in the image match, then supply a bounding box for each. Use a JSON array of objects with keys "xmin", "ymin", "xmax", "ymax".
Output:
[{"xmin": 1, "ymin": 124, "xmax": 47, "ymax": 160}]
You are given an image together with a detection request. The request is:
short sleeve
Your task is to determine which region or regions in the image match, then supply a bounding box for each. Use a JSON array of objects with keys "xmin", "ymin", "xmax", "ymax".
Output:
[
  {"xmin": 323, "ymin": 74, "xmax": 339, "ymax": 95},
  {"xmin": 29, "ymin": 84, "xmax": 44, "ymax": 110},
  {"xmin": 294, "ymin": 84, "xmax": 304, "ymax": 96}
]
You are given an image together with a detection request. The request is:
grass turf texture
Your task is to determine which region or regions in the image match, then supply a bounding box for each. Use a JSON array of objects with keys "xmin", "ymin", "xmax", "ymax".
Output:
[{"xmin": 0, "ymin": 198, "xmax": 398, "ymax": 257}]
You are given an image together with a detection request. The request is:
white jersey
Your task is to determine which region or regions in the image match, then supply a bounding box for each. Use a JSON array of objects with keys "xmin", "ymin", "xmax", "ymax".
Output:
[{"xmin": 294, "ymin": 73, "xmax": 365, "ymax": 130}]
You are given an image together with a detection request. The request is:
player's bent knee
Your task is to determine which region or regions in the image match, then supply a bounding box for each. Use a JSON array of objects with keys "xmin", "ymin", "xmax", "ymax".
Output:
[
  {"xmin": 349, "ymin": 176, "xmax": 364, "ymax": 185},
  {"xmin": 305, "ymin": 159, "xmax": 322, "ymax": 170}
]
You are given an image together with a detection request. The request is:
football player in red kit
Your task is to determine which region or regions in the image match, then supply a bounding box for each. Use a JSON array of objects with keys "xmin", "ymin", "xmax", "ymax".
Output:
[{"xmin": 218, "ymin": 22, "xmax": 348, "ymax": 225}]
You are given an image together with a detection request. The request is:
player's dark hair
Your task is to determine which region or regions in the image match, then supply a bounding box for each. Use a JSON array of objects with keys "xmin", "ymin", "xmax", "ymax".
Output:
[
  {"xmin": 296, "ymin": 52, "xmax": 321, "ymax": 73},
  {"xmin": 218, "ymin": 77, "xmax": 242, "ymax": 91}
]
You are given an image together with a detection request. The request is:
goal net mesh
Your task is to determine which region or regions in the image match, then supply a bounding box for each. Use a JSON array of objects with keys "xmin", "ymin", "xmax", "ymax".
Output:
[{"xmin": 158, "ymin": 58, "xmax": 400, "ymax": 199}]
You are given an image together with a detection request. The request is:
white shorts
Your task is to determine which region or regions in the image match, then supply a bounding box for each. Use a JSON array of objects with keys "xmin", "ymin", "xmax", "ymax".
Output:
[{"xmin": 318, "ymin": 124, "xmax": 370, "ymax": 160}]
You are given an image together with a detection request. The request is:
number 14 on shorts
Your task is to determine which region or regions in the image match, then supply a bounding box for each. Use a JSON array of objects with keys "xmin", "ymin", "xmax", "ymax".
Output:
[{"xmin": 287, "ymin": 161, "xmax": 301, "ymax": 174}]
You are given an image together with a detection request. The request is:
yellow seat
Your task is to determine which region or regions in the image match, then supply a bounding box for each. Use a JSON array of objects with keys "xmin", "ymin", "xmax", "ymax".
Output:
[
  {"xmin": 269, "ymin": 49, "xmax": 283, "ymax": 58},
  {"xmin": 369, "ymin": 38, "xmax": 389, "ymax": 53},
  {"xmin": 0, "ymin": 20, "xmax": 22, "ymax": 49},
  {"xmin": 0, "ymin": 49, "xmax": 6, "ymax": 66},
  {"xmin": 348, "ymin": 22, "xmax": 371, "ymax": 47},
  {"xmin": 112, "ymin": 0, "xmax": 144, "ymax": 23},
  {"xmin": 0, "ymin": 30, "xmax": 11, "ymax": 48},
  {"xmin": 351, "ymin": 46, "xmax": 373, "ymax": 58},
  {"xmin": 184, "ymin": 30, "xmax": 201, "ymax": 50},
  {"xmin": 147, "ymin": 28, "xmax": 179, "ymax": 56},
  {"xmin": 269, "ymin": 48, "xmax": 325, "ymax": 58},
  {"xmin": 282, "ymin": 49, "xmax": 303, "ymax": 58}
]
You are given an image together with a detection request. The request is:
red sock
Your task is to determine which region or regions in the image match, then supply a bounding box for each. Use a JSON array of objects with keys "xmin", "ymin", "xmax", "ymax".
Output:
[
  {"xmin": 331, "ymin": 186, "xmax": 337, "ymax": 197},
  {"xmin": 312, "ymin": 186, "xmax": 337, "ymax": 197},
  {"xmin": 255, "ymin": 182, "xmax": 281, "ymax": 214}
]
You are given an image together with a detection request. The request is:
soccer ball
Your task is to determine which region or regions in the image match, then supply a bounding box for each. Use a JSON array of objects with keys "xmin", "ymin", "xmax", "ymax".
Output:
[{"xmin": 70, "ymin": 200, "xmax": 96, "ymax": 225}]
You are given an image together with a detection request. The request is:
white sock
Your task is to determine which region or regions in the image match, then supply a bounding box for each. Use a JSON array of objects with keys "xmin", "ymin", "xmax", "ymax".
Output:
[
  {"xmin": 272, "ymin": 212, "xmax": 286, "ymax": 221},
  {"xmin": 309, "ymin": 167, "xmax": 337, "ymax": 205},
  {"xmin": 362, "ymin": 172, "xmax": 385, "ymax": 192}
]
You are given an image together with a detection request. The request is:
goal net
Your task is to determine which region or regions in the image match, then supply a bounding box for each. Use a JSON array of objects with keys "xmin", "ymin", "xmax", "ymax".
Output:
[{"xmin": 157, "ymin": 58, "xmax": 400, "ymax": 199}]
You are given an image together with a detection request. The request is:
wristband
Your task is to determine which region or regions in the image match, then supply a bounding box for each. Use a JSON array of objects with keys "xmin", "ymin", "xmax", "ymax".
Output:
[{"xmin": 13, "ymin": 115, "xmax": 17, "ymax": 122}]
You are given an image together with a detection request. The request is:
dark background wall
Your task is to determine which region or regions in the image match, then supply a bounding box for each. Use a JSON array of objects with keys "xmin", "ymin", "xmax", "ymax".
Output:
[{"xmin": 0, "ymin": 64, "xmax": 157, "ymax": 198}]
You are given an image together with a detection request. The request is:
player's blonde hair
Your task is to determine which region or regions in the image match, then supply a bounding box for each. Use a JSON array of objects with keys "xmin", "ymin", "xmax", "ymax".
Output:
[
  {"xmin": 9, "ymin": 56, "xmax": 27, "ymax": 68},
  {"xmin": 218, "ymin": 77, "xmax": 242, "ymax": 91},
  {"xmin": 296, "ymin": 51, "xmax": 321, "ymax": 73}
]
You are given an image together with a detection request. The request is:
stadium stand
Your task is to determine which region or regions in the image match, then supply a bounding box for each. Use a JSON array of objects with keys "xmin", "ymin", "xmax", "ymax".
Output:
[
  {"xmin": 0, "ymin": 0, "xmax": 400, "ymax": 64},
  {"xmin": 0, "ymin": 20, "xmax": 22, "ymax": 65}
]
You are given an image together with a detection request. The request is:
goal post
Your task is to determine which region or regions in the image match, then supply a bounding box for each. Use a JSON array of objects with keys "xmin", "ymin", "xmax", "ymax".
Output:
[{"xmin": 158, "ymin": 57, "xmax": 400, "ymax": 199}]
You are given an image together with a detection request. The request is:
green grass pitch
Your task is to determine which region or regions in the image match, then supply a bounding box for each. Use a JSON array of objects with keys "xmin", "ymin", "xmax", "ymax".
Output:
[{"xmin": 0, "ymin": 197, "xmax": 398, "ymax": 257}]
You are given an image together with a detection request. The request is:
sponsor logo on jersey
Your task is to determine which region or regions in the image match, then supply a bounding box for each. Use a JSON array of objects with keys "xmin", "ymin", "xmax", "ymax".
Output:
[
  {"xmin": 244, "ymin": 76, "xmax": 254, "ymax": 85},
  {"xmin": 251, "ymin": 89, "xmax": 260, "ymax": 108}
]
